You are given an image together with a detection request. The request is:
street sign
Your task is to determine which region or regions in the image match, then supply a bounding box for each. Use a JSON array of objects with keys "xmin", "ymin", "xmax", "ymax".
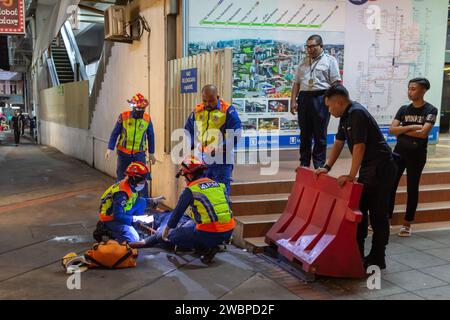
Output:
[{"xmin": 180, "ymin": 68, "xmax": 198, "ymax": 94}]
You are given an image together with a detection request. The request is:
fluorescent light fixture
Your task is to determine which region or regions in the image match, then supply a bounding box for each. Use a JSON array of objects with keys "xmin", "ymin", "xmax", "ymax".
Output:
[{"xmin": 12, "ymin": 107, "xmax": 20, "ymax": 109}]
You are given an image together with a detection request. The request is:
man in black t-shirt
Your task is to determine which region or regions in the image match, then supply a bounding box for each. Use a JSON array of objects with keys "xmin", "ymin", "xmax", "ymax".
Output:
[
  {"xmin": 316, "ymin": 84, "xmax": 397, "ymax": 270},
  {"xmin": 389, "ymin": 78, "xmax": 438, "ymax": 237}
]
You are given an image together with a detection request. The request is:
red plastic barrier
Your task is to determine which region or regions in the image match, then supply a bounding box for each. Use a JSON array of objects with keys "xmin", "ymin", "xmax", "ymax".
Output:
[{"xmin": 265, "ymin": 168, "xmax": 365, "ymax": 279}]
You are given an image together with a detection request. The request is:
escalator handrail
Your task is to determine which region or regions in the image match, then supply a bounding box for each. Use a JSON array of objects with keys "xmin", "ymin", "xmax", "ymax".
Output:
[{"xmin": 60, "ymin": 21, "xmax": 89, "ymax": 82}]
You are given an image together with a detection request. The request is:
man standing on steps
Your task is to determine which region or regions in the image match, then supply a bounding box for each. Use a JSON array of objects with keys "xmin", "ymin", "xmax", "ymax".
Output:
[
  {"xmin": 291, "ymin": 35, "xmax": 342, "ymax": 169},
  {"xmin": 105, "ymin": 93, "xmax": 156, "ymax": 197}
]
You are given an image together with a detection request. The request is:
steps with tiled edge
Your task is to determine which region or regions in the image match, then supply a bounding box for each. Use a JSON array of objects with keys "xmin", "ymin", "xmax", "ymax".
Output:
[
  {"xmin": 231, "ymin": 180, "xmax": 294, "ymax": 196},
  {"xmin": 396, "ymin": 184, "xmax": 450, "ymax": 204},
  {"xmin": 232, "ymin": 214, "xmax": 282, "ymax": 248},
  {"xmin": 231, "ymin": 170, "xmax": 450, "ymax": 250},
  {"xmin": 231, "ymin": 194, "xmax": 290, "ymax": 216}
]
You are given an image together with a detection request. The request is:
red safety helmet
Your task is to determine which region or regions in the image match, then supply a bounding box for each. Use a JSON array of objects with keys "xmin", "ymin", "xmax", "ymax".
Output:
[
  {"xmin": 125, "ymin": 162, "xmax": 149, "ymax": 178},
  {"xmin": 176, "ymin": 156, "xmax": 207, "ymax": 178},
  {"xmin": 128, "ymin": 93, "xmax": 149, "ymax": 109}
]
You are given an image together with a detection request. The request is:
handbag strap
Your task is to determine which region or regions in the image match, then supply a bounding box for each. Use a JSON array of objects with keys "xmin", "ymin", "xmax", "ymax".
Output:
[{"xmin": 112, "ymin": 249, "xmax": 134, "ymax": 268}]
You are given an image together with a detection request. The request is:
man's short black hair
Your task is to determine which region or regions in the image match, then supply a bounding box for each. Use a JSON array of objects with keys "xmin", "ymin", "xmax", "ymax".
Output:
[
  {"xmin": 307, "ymin": 35, "xmax": 323, "ymax": 47},
  {"xmin": 409, "ymin": 78, "xmax": 431, "ymax": 91},
  {"xmin": 324, "ymin": 84, "xmax": 349, "ymax": 99}
]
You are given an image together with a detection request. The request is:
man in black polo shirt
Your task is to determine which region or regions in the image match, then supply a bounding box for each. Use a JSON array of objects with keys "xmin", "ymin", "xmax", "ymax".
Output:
[{"xmin": 315, "ymin": 84, "xmax": 397, "ymax": 269}]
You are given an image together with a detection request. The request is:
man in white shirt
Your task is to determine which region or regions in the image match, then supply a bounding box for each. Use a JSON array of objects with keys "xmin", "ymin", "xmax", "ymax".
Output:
[{"xmin": 291, "ymin": 35, "xmax": 342, "ymax": 169}]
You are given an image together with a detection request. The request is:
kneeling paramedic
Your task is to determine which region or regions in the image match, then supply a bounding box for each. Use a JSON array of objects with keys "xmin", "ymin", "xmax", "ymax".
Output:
[
  {"xmin": 97, "ymin": 162, "xmax": 164, "ymax": 243},
  {"xmin": 161, "ymin": 156, "xmax": 235, "ymax": 263}
]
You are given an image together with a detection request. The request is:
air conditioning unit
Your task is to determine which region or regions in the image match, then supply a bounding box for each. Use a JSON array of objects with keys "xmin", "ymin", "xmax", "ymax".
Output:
[{"xmin": 104, "ymin": 5, "xmax": 131, "ymax": 43}]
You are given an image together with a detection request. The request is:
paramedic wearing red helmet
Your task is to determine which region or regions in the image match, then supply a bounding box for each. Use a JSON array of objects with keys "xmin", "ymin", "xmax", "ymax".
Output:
[{"xmin": 105, "ymin": 93, "xmax": 156, "ymax": 197}]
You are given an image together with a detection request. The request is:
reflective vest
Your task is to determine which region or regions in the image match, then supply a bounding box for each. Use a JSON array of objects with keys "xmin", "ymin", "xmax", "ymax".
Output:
[
  {"xmin": 194, "ymin": 99, "xmax": 230, "ymax": 150},
  {"xmin": 117, "ymin": 111, "xmax": 151, "ymax": 155},
  {"xmin": 187, "ymin": 178, "xmax": 235, "ymax": 233},
  {"xmin": 99, "ymin": 179, "xmax": 138, "ymax": 222}
]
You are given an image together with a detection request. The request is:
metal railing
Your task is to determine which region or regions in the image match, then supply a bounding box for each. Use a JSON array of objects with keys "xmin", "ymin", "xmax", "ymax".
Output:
[
  {"xmin": 44, "ymin": 50, "xmax": 60, "ymax": 87},
  {"xmin": 165, "ymin": 48, "xmax": 233, "ymax": 153}
]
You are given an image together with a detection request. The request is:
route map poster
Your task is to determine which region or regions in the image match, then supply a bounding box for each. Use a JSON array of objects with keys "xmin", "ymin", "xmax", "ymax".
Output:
[{"xmin": 184, "ymin": 0, "xmax": 447, "ymax": 150}]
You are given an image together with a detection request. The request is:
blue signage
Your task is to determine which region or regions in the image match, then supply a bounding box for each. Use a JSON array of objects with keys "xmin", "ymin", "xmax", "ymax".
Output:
[
  {"xmin": 181, "ymin": 68, "xmax": 198, "ymax": 94},
  {"xmin": 236, "ymin": 127, "xmax": 440, "ymax": 151}
]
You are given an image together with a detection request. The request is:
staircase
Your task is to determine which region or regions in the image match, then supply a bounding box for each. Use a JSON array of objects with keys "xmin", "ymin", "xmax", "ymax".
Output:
[
  {"xmin": 231, "ymin": 171, "xmax": 450, "ymax": 251},
  {"xmin": 51, "ymin": 39, "xmax": 74, "ymax": 84},
  {"xmin": 88, "ymin": 41, "xmax": 114, "ymax": 127}
]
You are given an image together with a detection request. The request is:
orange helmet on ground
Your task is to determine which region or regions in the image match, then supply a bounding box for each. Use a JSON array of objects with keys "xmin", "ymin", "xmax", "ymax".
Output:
[
  {"xmin": 128, "ymin": 93, "xmax": 149, "ymax": 109},
  {"xmin": 176, "ymin": 156, "xmax": 207, "ymax": 179}
]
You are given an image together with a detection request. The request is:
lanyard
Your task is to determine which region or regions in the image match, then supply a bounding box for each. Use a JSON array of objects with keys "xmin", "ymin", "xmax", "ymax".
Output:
[{"xmin": 309, "ymin": 53, "xmax": 324, "ymax": 78}]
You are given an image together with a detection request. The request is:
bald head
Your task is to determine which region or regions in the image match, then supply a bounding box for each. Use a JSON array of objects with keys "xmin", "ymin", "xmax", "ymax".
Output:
[
  {"xmin": 202, "ymin": 85, "xmax": 218, "ymax": 95},
  {"xmin": 202, "ymin": 85, "xmax": 219, "ymax": 110}
]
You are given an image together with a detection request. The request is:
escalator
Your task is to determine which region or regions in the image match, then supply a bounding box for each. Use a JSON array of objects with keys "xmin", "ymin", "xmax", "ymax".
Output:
[
  {"xmin": 51, "ymin": 39, "xmax": 74, "ymax": 84},
  {"xmin": 46, "ymin": 22, "xmax": 89, "ymax": 87}
]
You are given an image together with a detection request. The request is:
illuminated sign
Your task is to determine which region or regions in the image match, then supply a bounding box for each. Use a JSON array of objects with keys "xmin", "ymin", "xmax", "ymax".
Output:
[{"xmin": 0, "ymin": 0, "xmax": 25, "ymax": 35}]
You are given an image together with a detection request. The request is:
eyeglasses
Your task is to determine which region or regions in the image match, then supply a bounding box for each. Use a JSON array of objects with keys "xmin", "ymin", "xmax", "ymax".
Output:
[{"xmin": 305, "ymin": 44, "xmax": 320, "ymax": 49}]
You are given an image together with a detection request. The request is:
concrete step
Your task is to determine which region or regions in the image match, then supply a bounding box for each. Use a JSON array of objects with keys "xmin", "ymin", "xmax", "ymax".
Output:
[
  {"xmin": 233, "ymin": 214, "xmax": 281, "ymax": 248},
  {"xmin": 241, "ymin": 237, "xmax": 267, "ymax": 253},
  {"xmin": 231, "ymin": 184, "xmax": 450, "ymax": 217},
  {"xmin": 235, "ymin": 214, "xmax": 281, "ymax": 237},
  {"xmin": 230, "ymin": 171, "xmax": 450, "ymax": 197},
  {"xmin": 231, "ymin": 180, "xmax": 294, "ymax": 196},
  {"xmin": 231, "ymin": 194, "xmax": 289, "ymax": 216},
  {"xmin": 396, "ymin": 184, "xmax": 450, "ymax": 205},
  {"xmin": 392, "ymin": 201, "xmax": 450, "ymax": 224},
  {"xmin": 233, "ymin": 201, "xmax": 450, "ymax": 249},
  {"xmin": 411, "ymin": 171, "xmax": 450, "ymax": 186}
]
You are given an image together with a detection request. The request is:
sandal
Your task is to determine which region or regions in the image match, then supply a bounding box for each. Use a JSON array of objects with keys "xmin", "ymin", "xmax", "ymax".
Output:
[{"xmin": 398, "ymin": 226, "xmax": 412, "ymax": 237}]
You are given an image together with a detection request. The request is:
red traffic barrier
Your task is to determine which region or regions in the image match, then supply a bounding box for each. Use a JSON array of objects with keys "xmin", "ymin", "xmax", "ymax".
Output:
[{"xmin": 266, "ymin": 168, "xmax": 365, "ymax": 279}]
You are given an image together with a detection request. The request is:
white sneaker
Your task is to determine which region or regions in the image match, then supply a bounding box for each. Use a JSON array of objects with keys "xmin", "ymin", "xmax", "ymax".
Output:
[{"xmin": 398, "ymin": 226, "xmax": 412, "ymax": 237}]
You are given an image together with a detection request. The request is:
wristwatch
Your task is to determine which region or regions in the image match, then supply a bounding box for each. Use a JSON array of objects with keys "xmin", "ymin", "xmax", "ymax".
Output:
[{"xmin": 323, "ymin": 164, "xmax": 332, "ymax": 172}]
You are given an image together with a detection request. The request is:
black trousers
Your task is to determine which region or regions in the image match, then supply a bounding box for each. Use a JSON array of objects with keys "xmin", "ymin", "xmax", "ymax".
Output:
[
  {"xmin": 389, "ymin": 149, "xmax": 427, "ymax": 222},
  {"xmin": 13, "ymin": 129, "xmax": 20, "ymax": 145},
  {"xmin": 357, "ymin": 159, "xmax": 397, "ymax": 261},
  {"xmin": 297, "ymin": 91, "xmax": 330, "ymax": 169}
]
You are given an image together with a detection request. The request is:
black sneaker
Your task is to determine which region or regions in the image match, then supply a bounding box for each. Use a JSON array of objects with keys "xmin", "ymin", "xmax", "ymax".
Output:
[{"xmin": 200, "ymin": 246, "xmax": 220, "ymax": 264}]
